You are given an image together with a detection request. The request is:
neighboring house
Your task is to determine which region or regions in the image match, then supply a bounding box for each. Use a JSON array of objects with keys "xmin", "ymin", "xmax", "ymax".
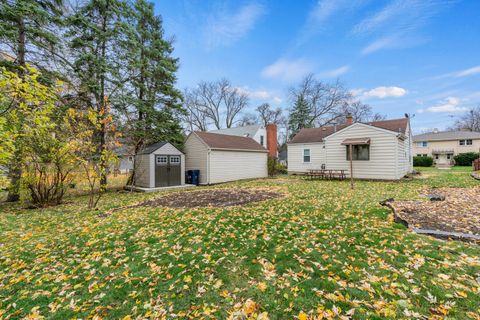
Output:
[
  {"xmin": 413, "ymin": 130, "xmax": 480, "ymax": 165},
  {"xmin": 113, "ymin": 144, "xmax": 135, "ymax": 174},
  {"xmin": 209, "ymin": 124, "xmax": 278, "ymax": 157},
  {"xmin": 134, "ymin": 142, "xmax": 185, "ymax": 188},
  {"xmin": 288, "ymin": 115, "xmax": 413, "ymax": 180},
  {"xmin": 184, "ymin": 131, "xmax": 268, "ymax": 185},
  {"xmin": 278, "ymin": 149, "xmax": 287, "ymax": 166}
]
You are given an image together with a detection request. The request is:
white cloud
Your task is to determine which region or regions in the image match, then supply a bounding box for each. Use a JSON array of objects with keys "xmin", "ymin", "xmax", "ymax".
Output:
[
  {"xmin": 361, "ymin": 35, "xmax": 399, "ymax": 55},
  {"xmin": 205, "ymin": 3, "xmax": 266, "ymax": 48},
  {"xmin": 363, "ymin": 86, "xmax": 408, "ymax": 98},
  {"xmin": 272, "ymin": 97, "xmax": 282, "ymax": 104},
  {"xmin": 417, "ymin": 97, "xmax": 468, "ymax": 113},
  {"xmin": 234, "ymin": 87, "xmax": 283, "ymax": 104},
  {"xmin": 320, "ymin": 65, "xmax": 350, "ymax": 78},
  {"xmin": 454, "ymin": 65, "xmax": 480, "ymax": 78},
  {"xmin": 261, "ymin": 58, "xmax": 313, "ymax": 81}
]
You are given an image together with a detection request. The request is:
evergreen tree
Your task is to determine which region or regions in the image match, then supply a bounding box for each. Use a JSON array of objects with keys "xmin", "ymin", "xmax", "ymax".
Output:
[
  {"xmin": 0, "ymin": 0, "xmax": 63, "ymax": 201},
  {"xmin": 118, "ymin": 0, "xmax": 184, "ymax": 152},
  {"xmin": 288, "ymin": 95, "xmax": 312, "ymax": 140},
  {"xmin": 66, "ymin": 0, "xmax": 128, "ymax": 186}
]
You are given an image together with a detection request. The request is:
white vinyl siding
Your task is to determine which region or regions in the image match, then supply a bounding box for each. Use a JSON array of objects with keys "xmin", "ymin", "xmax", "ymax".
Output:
[
  {"xmin": 325, "ymin": 124, "xmax": 398, "ymax": 180},
  {"xmin": 287, "ymin": 143, "xmax": 326, "ymax": 173},
  {"xmin": 209, "ymin": 151, "xmax": 267, "ymax": 184},
  {"xmin": 184, "ymin": 134, "xmax": 209, "ymax": 185}
]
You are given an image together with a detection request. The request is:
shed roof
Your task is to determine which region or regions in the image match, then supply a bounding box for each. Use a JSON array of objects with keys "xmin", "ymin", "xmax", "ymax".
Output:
[
  {"xmin": 194, "ymin": 131, "xmax": 267, "ymax": 152},
  {"xmin": 138, "ymin": 142, "xmax": 168, "ymax": 154},
  {"xmin": 289, "ymin": 118, "xmax": 408, "ymax": 144},
  {"xmin": 413, "ymin": 130, "xmax": 480, "ymax": 142}
]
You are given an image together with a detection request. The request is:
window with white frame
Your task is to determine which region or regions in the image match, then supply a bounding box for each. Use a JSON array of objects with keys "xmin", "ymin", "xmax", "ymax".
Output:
[
  {"xmin": 303, "ymin": 149, "xmax": 310, "ymax": 163},
  {"xmin": 459, "ymin": 139, "xmax": 473, "ymax": 146},
  {"xmin": 156, "ymin": 156, "xmax": 168, "ymax": 164},
  {"xmin": 170, "ymin": 156, "xmax": 180, "ymax": 164},
  {"xmin": 416, "ymin": 141, "xmax": 428, "ymax": 147}
]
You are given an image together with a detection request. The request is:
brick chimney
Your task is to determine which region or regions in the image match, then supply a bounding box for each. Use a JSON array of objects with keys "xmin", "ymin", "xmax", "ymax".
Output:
[
  {"xmin": 346, "ymin": 113, "xmax": 353, "ymax": 125},
  {"xmin": 265, "ymin": 124, "xmax": 278, "ymax": 158}
]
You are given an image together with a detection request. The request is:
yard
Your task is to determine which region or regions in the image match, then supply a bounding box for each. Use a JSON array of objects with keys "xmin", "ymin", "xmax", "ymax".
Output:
[{"xmin": 1, "ymin": 168, "xmax": 479, "ymax": 319}]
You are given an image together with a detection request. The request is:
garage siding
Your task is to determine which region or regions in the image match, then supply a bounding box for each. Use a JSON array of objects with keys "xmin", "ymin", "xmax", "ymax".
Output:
[
  {"xmin": 184, "ymin": 134, "xmax": 209, "ymax": 185},
  {"xmin": 325, "ymin": 125, "xmax": 398, "ymax": 180},
  {"xmin": 209, "ymin": 150, "xmax": 267, "ymax": 184},
  {"xmin": 287, "ymin": 143, "xmax": 326, "ymax": 173}
]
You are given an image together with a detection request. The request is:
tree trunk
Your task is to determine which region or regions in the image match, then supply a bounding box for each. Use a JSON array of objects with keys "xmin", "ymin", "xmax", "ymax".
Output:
[{"xmin": 7, "ymin": 16, "xmax": 26, "ymax": 202}]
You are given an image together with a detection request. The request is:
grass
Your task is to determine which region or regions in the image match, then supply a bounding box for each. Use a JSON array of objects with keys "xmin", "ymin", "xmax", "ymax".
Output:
[{"xmin": 0, "ymin": 168, "xmax": 479, "ymax": 319}]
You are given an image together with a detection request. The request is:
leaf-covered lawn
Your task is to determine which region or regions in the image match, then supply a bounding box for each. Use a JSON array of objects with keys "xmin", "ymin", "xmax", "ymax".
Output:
[{"xmin": 1, "ymin": 168, "xmax": 479, "ymax": 319}]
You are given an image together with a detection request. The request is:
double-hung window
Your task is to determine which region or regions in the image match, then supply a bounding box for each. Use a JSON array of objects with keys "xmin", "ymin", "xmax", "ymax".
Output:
[{"xmin": 303, "ymin": 149, "xmax": 311, "ymax": 163}]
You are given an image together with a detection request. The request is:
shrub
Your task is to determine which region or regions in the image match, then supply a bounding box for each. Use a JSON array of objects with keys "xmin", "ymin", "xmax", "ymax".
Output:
[
  {"xmin": 267, "ymin": 156, "xmax": 277, "ymax": 177},
  {"xmin": 413, "ymin": 156, "xmax": 433, "ymax": 167},
  {"xmin": 453, "ymin": 152, "xmax": 479, "ymax": 166}
]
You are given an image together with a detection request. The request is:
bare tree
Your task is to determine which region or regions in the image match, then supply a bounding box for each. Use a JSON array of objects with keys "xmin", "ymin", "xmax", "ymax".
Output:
[
  {"xmin": 289, "ymin": 74, "xmax": 351, "ymax": 127},
  {"xmin": 256, "ymin": 103, "xmax": 285, "ymax": 126},
  {"xmin": 451, "ymin": 106, "xmax": 480, "ymax": 131},
  {"xmin": 337, "ymin": 100, "xmax": 386, "ymax": 123},
  {"xmin": 238, "ymin": 113, "xmax": 257, "ymax": 126},
  {"xmin": 182, "ymin": 79, "xmax": 249, "ymax": 131}
]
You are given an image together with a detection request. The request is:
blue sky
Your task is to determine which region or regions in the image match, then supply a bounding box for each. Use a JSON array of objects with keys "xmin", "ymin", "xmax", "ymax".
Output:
[{"xmin": 154, "ymin": 0, "xmax": 480, "ymax": 133}]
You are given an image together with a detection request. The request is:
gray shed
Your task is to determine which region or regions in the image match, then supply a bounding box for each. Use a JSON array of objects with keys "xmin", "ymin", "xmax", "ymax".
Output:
[{"xmin": 134, "ymin": 142, "xmax": 185, "ymax": 188}]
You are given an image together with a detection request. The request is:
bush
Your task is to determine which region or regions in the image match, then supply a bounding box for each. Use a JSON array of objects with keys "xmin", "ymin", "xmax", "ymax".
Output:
[
  {"xmin": 275, "ymin": 163, "xmax": 288, "ymax": 175},
  {"xmin": 267, "ymin": 156, "xmax": 276, "ymax": 177},
  {"xmin": 413, "ymin": 156, "xmax": 433, "ymax": 167},
  {"xmin": 453, "ymin": 152, "xmax": 479, "ymax": 166}
]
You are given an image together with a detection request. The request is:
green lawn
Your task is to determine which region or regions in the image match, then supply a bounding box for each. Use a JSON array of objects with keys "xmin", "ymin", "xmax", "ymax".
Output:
[{"xmin": 1, "ymin": 168, "xmax": 479, "ymax": 319}]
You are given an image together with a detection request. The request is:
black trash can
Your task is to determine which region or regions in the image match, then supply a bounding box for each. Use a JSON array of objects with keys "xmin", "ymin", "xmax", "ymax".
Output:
[
  {"xmin": 186, "ymin": 170, "xmax": 193, "ymax": 184},
  {"xmin": 191, "ymin": 170, "xmax": 200, "ymax": 186}
]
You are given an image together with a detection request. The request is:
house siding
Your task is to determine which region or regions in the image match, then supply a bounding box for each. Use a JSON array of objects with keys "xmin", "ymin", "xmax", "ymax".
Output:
[
  {"xmin": 324, "ymin": 125, "xmax": 398, "ymax": 180},
  {"xmin": 184, "ymin": 134, "xmax": 209, "ymax": 185},
  {"xmin": 413, "ymin": 138, "xmax": 480, "ymax": 157},
  {"xmin": 287, "ymin": 143, "xmax": 326, "ymax": 173},
  {"xmin": 209, "ymin": 150, "xmax": 267, "ymax": 184}
]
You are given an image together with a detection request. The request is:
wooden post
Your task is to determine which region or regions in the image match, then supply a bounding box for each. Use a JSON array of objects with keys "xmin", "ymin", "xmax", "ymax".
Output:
[{"xmin": 349, "ymin": 144, "xmax": 354, "ymax": 189}]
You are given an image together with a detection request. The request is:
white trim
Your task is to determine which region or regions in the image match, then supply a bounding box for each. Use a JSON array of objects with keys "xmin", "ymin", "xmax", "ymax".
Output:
[{"xmin": 323, "ymin": 122, "xmax": 400, "ymax": 141}]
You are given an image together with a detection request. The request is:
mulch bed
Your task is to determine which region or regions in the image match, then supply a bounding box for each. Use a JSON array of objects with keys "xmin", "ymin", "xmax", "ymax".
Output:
[
  {"xmin": 388, "ymin": 187, "xmax": 480, "ymax": 238},
  {"xmin": 123, "ymin": 188, "xmax": 283, "ymax": 209}
]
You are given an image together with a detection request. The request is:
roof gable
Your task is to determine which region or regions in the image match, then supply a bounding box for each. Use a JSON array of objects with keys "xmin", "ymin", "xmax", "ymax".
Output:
[
  {"xmin": 289, "ymin": 118, "xmax": 408, "ymax": 144},
  {"xmin": 413, "ymin": 130, "xmax": 480, "ymax": 142},
  {"xmin": 194, "ymin": 131, "xmax": 267, "ymax": 152},
  {"xmin": 138, "ymin": 142, "xmax": 183, "ymax": 155}
]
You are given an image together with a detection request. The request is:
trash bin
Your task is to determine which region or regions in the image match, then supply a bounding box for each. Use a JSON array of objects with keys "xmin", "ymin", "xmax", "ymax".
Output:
[
  {"xmin": 186, "ymin": 170, "xmax": 193, "ymax": 184},
  {"xmin": 191, "ymin": 170, "xmax": 200, "ymax": 186}
]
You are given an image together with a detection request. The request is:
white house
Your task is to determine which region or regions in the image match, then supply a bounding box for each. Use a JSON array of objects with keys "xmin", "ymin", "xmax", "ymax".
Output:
[
  {"xmin": 134, "ymin": 142, "xmax": 185, "ymax": 188},
  {"xmin": 184, "ymin": 131, "xmax": 268, "ymax": 185},
  {"xmin": 288, "ymin": 116, "xmax": 413, "ymax": 180}
]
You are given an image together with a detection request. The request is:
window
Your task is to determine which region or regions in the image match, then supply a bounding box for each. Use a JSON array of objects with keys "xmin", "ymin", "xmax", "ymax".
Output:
[
  {"xmin": 423, "ymin": 154, "xmax": 428, "ymax": 157},
  {"xmin": 346, "ymin": 145, "xmax": 370, "ymax": 161},
  {"xmin": 417, "ymin": 154, "xmax": 422, "ymax": 157},
  {"xmin": 447, "ymin": 154, "xmax": 452, "ymax": 160},
  {"xmin": 156, "ymin": 156, "xmax": 167, "ymax": 164},
  {"xmin": 459, "ymin": 139, "xmax": 472, "ymax": 146},
  {"xmin": 260, "ymin": 135, "xmax": 264, "ymax": 146},
  {"xmin": 303, "ymin": 149, "xmax": 310, "ymax": 163},
  {"xmin": 170, "ymin": 156, "xmax": 180, "ymax": 164},
  {"xmin": 416, "ymin": 141, "xmax": 428, "ymax": 147},
  {"xmin": 435, "ymin": 155, "xmax": 439, "ymax": 160},
  {"xmin": 128, "ymin": 156, "xmax": 134, "ymax": 162}
]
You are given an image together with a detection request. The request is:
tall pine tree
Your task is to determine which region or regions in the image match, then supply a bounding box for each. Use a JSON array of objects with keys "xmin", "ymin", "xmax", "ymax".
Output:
[
  {"xmin": 66, "ymin": 0, "xmax": 128, "ymax": 186},
  {"xmin": 119, "ymin": 0, "xmax": 184, "ymax": 152},
  {"xmin": 0, "ymin": 0, "xmax": 63, "ymax": 201},
  {"xmin": 288, "ymin": 95, "xmax": 312, "ymax": 140}
]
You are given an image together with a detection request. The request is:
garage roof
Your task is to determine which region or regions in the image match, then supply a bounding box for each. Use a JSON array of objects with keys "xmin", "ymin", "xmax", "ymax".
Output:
[{"xmin": 194, "ymin": 131, "xmax": 267, "ymax": 152}]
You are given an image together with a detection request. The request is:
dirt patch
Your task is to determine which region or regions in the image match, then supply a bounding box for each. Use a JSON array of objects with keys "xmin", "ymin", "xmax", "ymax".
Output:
[
  {"xmin": 126, "ymin": 188, "xmax": 283, "ymax": 209},
  {"xmin": 389, "ymin": 187, "xmax": 480, "ymax": 237}
]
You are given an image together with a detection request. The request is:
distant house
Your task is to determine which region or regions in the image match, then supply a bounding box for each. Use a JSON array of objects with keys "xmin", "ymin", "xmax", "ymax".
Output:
[
  {"xmin": 287, "ymin": 115, "xmax": 413, "ymax": 180},
  {"xmin": 413, "ymin": 130, "xmax": 480, "ymax": 165},
  {"xmin": 113, "ymin": 144, "xmax": 135, "ymax": 174},
  {"xmin": 209, "ymin": 124, "xmax": 278, "ymax": 157},
  {"xmin": 278, "ymin": 149, "xmax": 287, "ymax": 166},
  {"xmin": 184, "ymin": 131, "xmax": 268, "ymax": 185}
]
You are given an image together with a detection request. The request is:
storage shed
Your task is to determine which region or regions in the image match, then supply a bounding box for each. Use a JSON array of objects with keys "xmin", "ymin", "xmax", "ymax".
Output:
[
  {"xmin": 184, "ymin": 131, "xmax": 268, "ymax": 185},
  {"xmin": 134, "ymin": 142, "xmax": 185, "ymax": 188}
]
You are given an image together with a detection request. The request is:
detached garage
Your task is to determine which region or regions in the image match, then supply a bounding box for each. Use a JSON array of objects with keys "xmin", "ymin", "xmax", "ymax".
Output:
[
  {"xmin": 184, "ymin": 131, "xmax": 268, "ymax": 185},
  {"xmin": 134, "ymin": 142, "xmax": 185, "ymax": 188}
]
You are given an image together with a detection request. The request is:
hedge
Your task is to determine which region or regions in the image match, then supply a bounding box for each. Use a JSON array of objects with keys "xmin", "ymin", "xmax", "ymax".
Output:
[
  {"xmin": 453, "ymin": 152, "xmax": 479, "ymax": 166},
  {"xmin": 413, "ymin": 156, "xmax": 433, "ymax": 167}
]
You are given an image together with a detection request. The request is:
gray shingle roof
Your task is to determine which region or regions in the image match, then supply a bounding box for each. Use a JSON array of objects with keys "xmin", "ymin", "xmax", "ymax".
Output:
[
  {"xmin": 194, "ymin": 131, "xmax": 267, "ymax": 152},
  {"xmin": 138, "ymin": 142, "xmax": 168, "ymax": 154},
  {"xmin": 209, "ymin": 124, "xmax": 263, "ymax": 138},
  {"xmin": 413, "ymin": 131, "xmax": 480, "ymax": 142}
]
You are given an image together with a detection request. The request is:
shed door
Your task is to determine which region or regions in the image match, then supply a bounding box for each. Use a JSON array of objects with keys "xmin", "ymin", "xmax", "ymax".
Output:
[{"xmin": 155, "ymin": 155, "xmax": 181, "ymax": 187}]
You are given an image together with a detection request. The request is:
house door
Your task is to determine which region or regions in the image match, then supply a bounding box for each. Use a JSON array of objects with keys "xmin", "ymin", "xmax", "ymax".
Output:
[
  {"xmin": 435, "ymin": 154, "xmax": 448, "ymax": 165},
  {"xmin": 155, "ymin": 155, "xmax": 181, "ymax": 187}
]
